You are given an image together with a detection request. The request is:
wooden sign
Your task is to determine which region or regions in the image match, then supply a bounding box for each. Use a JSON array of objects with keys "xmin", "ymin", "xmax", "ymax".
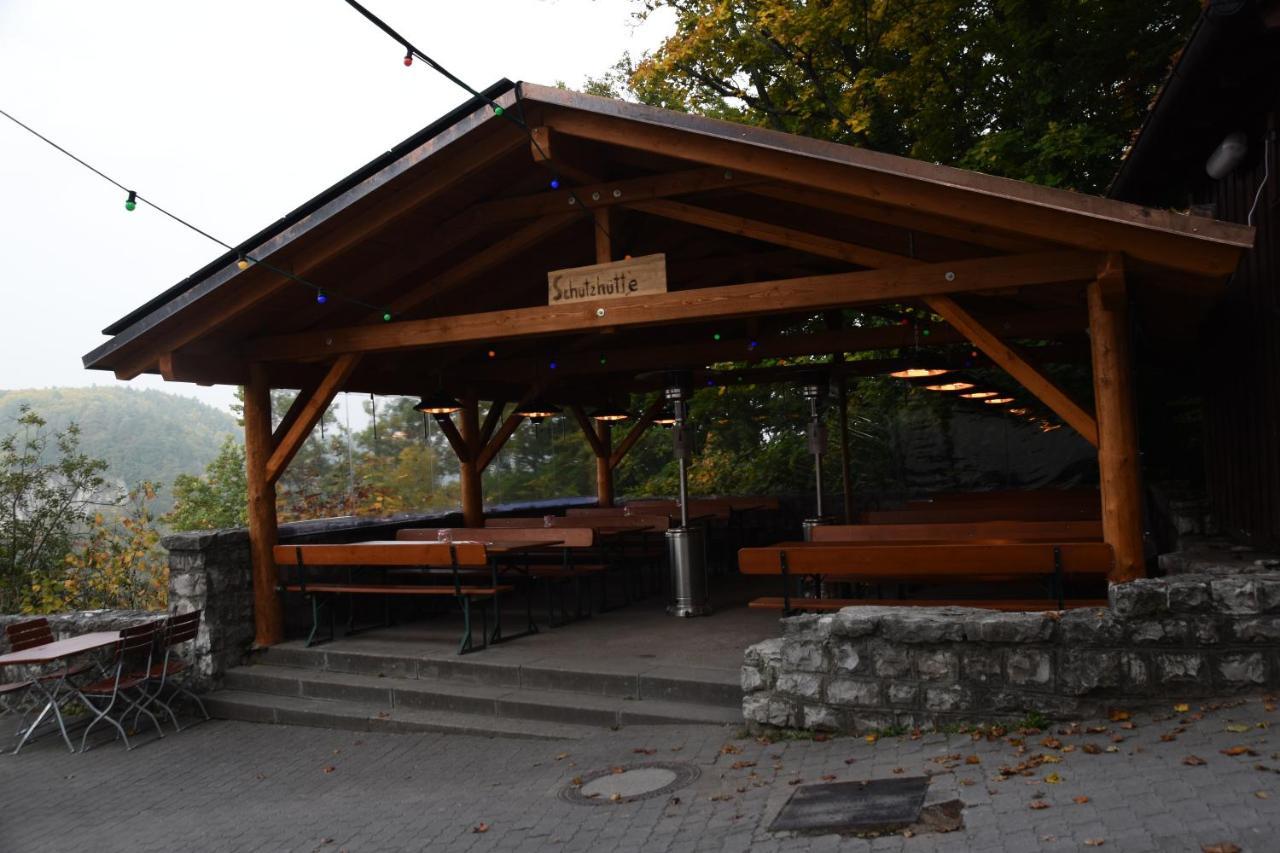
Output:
[{"xmin": 548, "ymin": 253, "xmax": 667, "ymax": 305}]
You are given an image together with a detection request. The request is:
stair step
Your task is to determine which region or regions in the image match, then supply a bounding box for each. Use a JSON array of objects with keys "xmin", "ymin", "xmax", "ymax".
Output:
[
  {"xmin": 221, "ymin": 664, "xmax": 741, "ymax": 729},
  {"xmin": 254, "ymin": 645, "xmax": 743, "ymax": 709},
  {"xmin": 203, "ymin": 690, "xmax": 597, "ymax": 741}
]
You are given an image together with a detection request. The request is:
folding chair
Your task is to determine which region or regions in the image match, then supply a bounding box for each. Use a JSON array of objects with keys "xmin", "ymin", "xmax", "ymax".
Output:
[
  {"xmin": 4, "ymin": 617, "xmax": 93, "ymax": 751},
  {"xmin": 73, "ymin": 621, "xmax": 165, "ymax": 752},
  {"xmin": 144, "ymin": 610, "xmax": 209, "ymax": 732},
  {"xmin": 5, "ymin": 618, "xmax": 93, "ymax": 681}
]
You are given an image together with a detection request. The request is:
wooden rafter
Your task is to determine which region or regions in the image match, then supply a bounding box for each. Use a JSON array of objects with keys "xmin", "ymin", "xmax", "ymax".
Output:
[
  {"xmin": 476, "ymin": 412, "xmax": 525, "ymax": 472},
  {"xmin": 434, "ymin": 412, "xmax": 470, "ymax": 462},
  {"xmin": 568, "ymin": 406, "xmax": 608, "ymax": 458},
  {"xmin": 609, "ymin": 395, "xmax": 664, "ymax": 469},
  {"xmin": 385, "ymin": 214, "xmax": 578, "ymax": 318},
  {"xmin": 112, "ymin": 129, "xmax": 526, "ymax": 380},
  {"xmin": 625, "ymin": 198, "xmax": 915, "ymax": 269},
  {"xmin": 264, "ymin": 353, "xmax": 362, "ymax": 485},
  {"xmin": 923, "ymin": 294, "xmax": 1099, "ymax": 446},
  {"xmin": 248, "ymin": 250, "xmax": 1102, "ymax": 362},
  {"xmin": 270, "ymin": 374, "xmax": 324, "ymax": 449},
  {"xmin": 479, "ymin": 399, "xmax": 508, "ymax": 448}
]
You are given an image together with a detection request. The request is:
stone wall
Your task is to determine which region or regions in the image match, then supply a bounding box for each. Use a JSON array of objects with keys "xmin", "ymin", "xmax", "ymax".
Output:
[{"xmin": 742, "ymin": 572, "xmax": 1280, "ymax": 733}]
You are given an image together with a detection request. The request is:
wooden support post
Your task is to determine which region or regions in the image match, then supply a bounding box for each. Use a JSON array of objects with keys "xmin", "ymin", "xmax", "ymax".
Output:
[
  {"xmin": 837, "ymin": 377, "xmax": 854, "ymax": 524},
  {"xmin": 457, "ymin": 396, "xmax": 484, "ymax": 527},
  {"xmin": 596, "ymin": 421, "xmax": 614, "ymax": 508},
  {"xmin": 1088, "ymin": 255, "xmax": 1144, "ymax": 582},
  {"xmin": 244, "ymin": 364, "xmax": 284, "ymax": 647}
]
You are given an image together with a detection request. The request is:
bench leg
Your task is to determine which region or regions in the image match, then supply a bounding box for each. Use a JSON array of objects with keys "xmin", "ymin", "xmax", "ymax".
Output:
[
  {"xmin": 305, "ymin": 596, "xmax": 335, "ymax": 647},
  {"xmin": 457, "ymin": 596, "xmax": 478, "ymax": 655}
]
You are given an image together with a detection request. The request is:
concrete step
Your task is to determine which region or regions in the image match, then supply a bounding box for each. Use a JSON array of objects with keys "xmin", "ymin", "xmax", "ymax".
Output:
[
  {"xmin": 221, "ymin": 665, "xmax": 741, "ymax": 730},
  {"xmin": 254, "ymin": 644, "xmax": 742, "ymax": 709},
  {"xmin": 203, "ymin": 689, "xmax": 596, "ymax": 741}
]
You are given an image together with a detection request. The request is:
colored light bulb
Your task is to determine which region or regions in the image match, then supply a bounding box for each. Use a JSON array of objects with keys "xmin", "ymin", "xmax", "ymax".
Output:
[
  {"xmin": 492, "ymin": 105, "xmax": 504, "ymax": 116},
  {"xmin": 125, "ymin": 190, "xmax": 137, "ymax": 211},
  {"xmin": 382, "ymin": 312, "xmax": 392, "ymax": 322},
  {"xmin": 487, "ymin": 349, "xmax": 496, "ymax": 358},
  {"xmin": 316, "ymin": 291, "xmax": 327, "ymax": 304},
  {"xmin": 749, "ymin": 340, "xmax": 759, "ymax": 350},
  {"xmin": 237, "ymin": 254, "xmax": 249, "ymax": 271},
  {"xmin": 549, "ymin": 361, "xmax": 558, "ymax": 370},
  {"xmin": 599, "ymin": 356, "xmax": 607, "ymax": 365},
  {"xmin": 403, "ymin": 52, "xmax": 413, "ymax": 67},
  {"xmin": 550, "ymin": 179, "xmax": 560, "ymax": 190},
  {"xmin": 713, "ymin": 333, "xmax": 721, "ymax": 341}
]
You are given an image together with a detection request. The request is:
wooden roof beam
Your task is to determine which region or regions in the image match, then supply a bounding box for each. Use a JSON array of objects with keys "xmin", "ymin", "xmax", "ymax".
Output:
[
  {"xmin": 264, "ymin": 353, "xmax": 362, "ymax": 485},
  {"xmin": 247, "ymin": 250, "xmax": 1101, "ymax": 362}
]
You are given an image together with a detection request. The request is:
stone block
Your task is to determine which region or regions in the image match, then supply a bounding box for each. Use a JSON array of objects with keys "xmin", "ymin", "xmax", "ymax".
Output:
[
  {"xmin": 1190, "ymin": 619, "xmax": 1220, "ymax": 645},
  {"xmin": 1109, "ymin": 580, "xmax": 1168, "ymax": 618},
  {"xmin": 924, "ymin": 685, "xmax": 970, "ymax": 713},
  {"xmin": 1215, "ymin": 653, "xmax": 1267, "ymax": 686},
  {"xmin": 741, "ymin": 666, "xmax": 766, "ymax": 693},
  {"xmin": 775, "ymin": 672, "xmax": 823, "ymax": 700},
  {"xmin": 915, "ymin": 650, "xmax": 959, "ymax": 681},
  {"xmin": 830, "ymin": 609, "xmax": 883, "ymax": 638},
  {"xmin": 780, "ymin": 639, "xmax": 826, "ymax": 672},
  {"xmin": 743, "ymin": 637, "xmax": 784, "ymax": 669},
  {"xmin": 1257, "ymin": 579, "xmax": 1280, "ymax": 613},
  {"xmin": 871, "ymin": 643, "xmax": 913, "ymax": 679},
  {"xmin": 1058, "ymin": 649, "xmax": 1121, "ymax": 695},
  {"xmin": 826, "ymin": 678, "xmax": 880, "ymax": 707},
  {"xmin": 829, "ymin": 640, "xmax": 871, "ymax": 675},
  {"xmin": 1007, "ymin": 649, "xmax": 1053, "ymax": 686},
  {"xmin": 1153, "ymin": 652, "xmax": 1206, "ymax": 685},
  {"xmin": 880, "ymin": 611, "xmax": 964, "ymax": 643},
  {"xmin": 1166, "ymin": 579, "xmax": 1212, "ymax": 613},
  {"xmin": 802, "ymin": 704, "xmax": 840, "ymax": 731},
  {"xmin": 1210, "ymin": 579, "xmax": 1261, "ymax": 614},
  {"xmin": 962, "ymin": 649, "xmax": 1005, "ymax": 685},
  {"xmin": 847, "ymin": 712, "xmax": 897, "ymax": 734},
  {"xmin": 782, "ymin": 613, "xmax": 832, "ymax": 640},
  {"xmin": 1059, "ymin": 608, "xmax": 1125, "ymax": 645},
  {"xmin": 964, "ymin": 612, "xmax": 1056, "ymax": 644},
  {"xmin": 1128, "ymin": 619, "xmax": 1188, "ymax": 645},
  {"xmin": 1121, "ymin": 652, "xmax": 1149, "ymax": 688},
  {"xmin": 1230, "ymin": 617, "xmax": 1280, "ymax": 643},
  {"xmin": 886, "ymin": 683, "xmax": 919, "ymax": 707},
  {"xmin": 743, "ymin": 694, "xmax": 794, "ymax": 728}
]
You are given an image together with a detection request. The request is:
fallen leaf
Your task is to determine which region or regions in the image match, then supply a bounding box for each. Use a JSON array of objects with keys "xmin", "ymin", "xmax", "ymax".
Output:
[
  {"xmin": 1225, "ymin": 724, "xmax": 1250, "ymax": 733},
  {"xmin": 1108, "ymin": 709, "xmax": 1131, "ymax": 722},
  {"xmin": 965, "ymin": 755, "xmax": 981, "ymax": 765},
  {"xmin": 1074, "ymin": 795, "xmax": 1091, "ymax": 804},
  {"xmin": 893, "ymin": 767, "xmax": 905, "ymax": 774},
  {"xmin": 1160, "ymin": 733, "xmax": 1179, "ymax": 743},
  {"xmin": 821, "ymin": 774, "xmax": 837, "ymax": 781},
  {"xmin": 1174, "ymin": 703, "xmax": 1190, "ymax": 713},
  {"xmin": 865, "ymin": 734, "xmax": 878, "ymax": 744},
  {"xmin": 1082, "ymin": 743, "xmax": 1102, "ymax": 755},
  {"xmin": 1062, "ymin": 745, "xmax": 1077, "ymax": 753},
  {"xmin": 632, "ymin": 747, "xmax": 657, "ymax": 755},
  {"xmin": 1183, "ymin": 755, "xmax": 1207, "ymax": 766},
  {"xmin": 1118, "ymin": 722, "xmax": 1136, "ymax": 730},
  {"xmin": 787, "ymin": 778, "xmax": 802, "ymax": 786},
  {"xmin": 1044, "ymin": 772, "xmax": 1062, "ymax": 784},
  {"xmin": 1105, "ymin": 746, "xmax": 1120, "ymax": 753},
  {"xmin": 611, "ymin": 766, "xmax": 625, "ymax": 774},
  {"xmin": 960, "ymin": 778, "xmax": 976, "ymax": 786},
  {"xmin": 472, "ymin": 823, "xmax": 489, "ymax": 834},
  {"xmin": 322, "ymin": 766, "xmax": 336, "ymax": 774},
  {"xmin": 730, "ymin": 759, "xmax": 756, "ymax": 769},
  {"xmin": 1041, "ymin": 754, "xmax": 1063, "ymax": 764},
  {"xmin": 720, "ymin": 744, "xmax": 742, "ymax": 755},
  {"xmin": 814, "ymin": 733, "xmax": 829, "ymax": 742},
  {"xmin": 1265, "ymin": 701, "xmax": 1276, "ymax": 713},
  {"xmin": 844, "ymin": 757, "xmax": 858, "ymax": 765},
  {"xmin": 1085, "ymin": 839, "xmax": 1105, "ymax": 847},
  {"xmin": 1029, "ymin": 800, "xmax": 1050, "ymax": 810},
  {"xmin": 1221, "ymin": 746, "xmax": 1259, "ymax": 757},
  {"xmin": 1040, "ymin": 737, "xmax": 1062, "ymax": 749},
  {"xmin": 571, "ymin": 776, "xmax": 583, "ymax": 786},
  {"xmin": 1201, "ymin": 845, "xmax": 1241, "ymax": 853},
  {"xmin": 1086, "ymin": 725, "xmax": 1108, "ymax": 734},
  {"xmin": 609, "ymin": 793, "xmax": 623, "ymax": 802},
  {"xmin": 1256, "ymin": 791, "xmax": 1271, "ymax": 799},
  {"xmin": 555, "ymin": 752, "xmax": 570, "ymax": 761}
]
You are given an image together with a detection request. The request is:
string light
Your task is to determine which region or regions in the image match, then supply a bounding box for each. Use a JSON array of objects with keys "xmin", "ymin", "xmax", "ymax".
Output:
[
  {"xmin": 403, "ymin": 49, "xmax": 413, "ymax": 67},
  {"xmin": 748, "ymin": 340, "xmax": 759, "ymax": 350},
  {"xmin": 549, "ymin": 360, "xmax": 558, "ymax": 370},
  {"xmin": 237, "ymin": 252, "xmax": 250, "ymax": 271},
  {"xmin": 124, "ymin": 190, "xmax": 137, "ymax": 211},
  {"xmin": 316, "ymin": 291, "xmax": 328, "ymax": 305},
  {"xmin": 599, "ymin": 355, "xmax": 607, "ymax": 365},
  {"xmin": 383, "ymin": 312, "xmax": 393, "ymax": 322},
  {"xmin": 713, "ymin": 332, "xmax": 721, "ymax": 341},
  {"xmin": 549, "ymin": 179, "xmax": 559, "ymax": 190},
  {"xmin": 487, "ymin": 349, "xmax": 496, "ymax": 358}
]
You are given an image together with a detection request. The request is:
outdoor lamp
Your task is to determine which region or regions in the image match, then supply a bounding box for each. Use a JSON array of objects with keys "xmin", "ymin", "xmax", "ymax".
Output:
[
  {"xmin": 590, "ymin": 405, "xmax": 630, "ymax": 422},
  {"xmin": 959, "ymin": 390, "xmax": 1000, "ymax": 400},
  {"xmin": 514, "ymin": 399, "xmax": 561, "ymax": 418},
  {"xmin": 413, "ymin": 390, "xmax": 462, "ymax": 415},
  {"xmin": 653, "ymin": 412, "xmax": 677, "ymax": 427},
  {"xmin": 888, "ymin": 367, "xmax": 950, "ymax": 379},
  {"xmin": 983, "ymin": 396, "xmax": 1016, "ymax": 405},
  {"xmin": 923, "ymin": 380, "xmax": 975, "ymax": 392}
]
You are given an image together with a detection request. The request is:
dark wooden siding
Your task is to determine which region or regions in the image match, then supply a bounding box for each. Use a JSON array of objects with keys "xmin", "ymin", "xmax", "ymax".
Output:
[{"xmin": 1200, "ymin": 121, "xmax": 1280, "ymax": 546}]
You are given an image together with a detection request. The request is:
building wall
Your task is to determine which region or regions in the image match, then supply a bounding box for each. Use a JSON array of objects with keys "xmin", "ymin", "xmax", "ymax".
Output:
[{"xmin": 1200, "ymin": 121, "xmax": 1280, "ymax": 546}]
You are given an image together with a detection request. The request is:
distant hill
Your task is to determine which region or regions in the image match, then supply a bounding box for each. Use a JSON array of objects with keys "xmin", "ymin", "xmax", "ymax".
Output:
[{"xmin": 0, "ymin": 387, "xmax": 240, "ymax": 513}]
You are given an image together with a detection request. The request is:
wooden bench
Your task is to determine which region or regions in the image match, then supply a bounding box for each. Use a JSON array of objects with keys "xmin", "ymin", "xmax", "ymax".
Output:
[
  {"xmin": 400, "ymin": 527, "xmax": 605, "ymax": 624},
  {"xmin": 746, "ymin": 596, "xmax": 1108, "ymax": 612},
  {"xmin": 738, "ymin": 541, "xmax": 1113, "ymax": 613},
  {"xmin": 808, "ymin": 520, "xmax": 1103, "ymax": 543},
  {"xmin": 274, "ymin": 541, "xmax": 514, "ymax": 654}
]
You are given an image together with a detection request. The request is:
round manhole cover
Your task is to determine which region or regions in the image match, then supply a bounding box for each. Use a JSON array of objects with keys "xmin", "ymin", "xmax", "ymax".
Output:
[{"xmin": 559, "ymin": 761, "xmax": 700, "ymax": 806}]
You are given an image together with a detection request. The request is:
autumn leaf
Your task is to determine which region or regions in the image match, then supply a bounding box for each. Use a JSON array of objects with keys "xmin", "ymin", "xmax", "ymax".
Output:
[
  {"xmin": 1174, "ymin": 703, "xmax": 1190, "ymax": 713},
  {"xmin": 730, "ymin": 760, "xmax": 756, "ymax": 770},
  {"xmin": 1040, "ymin": 737, "xmax": 1062, "ymax": 749},
  {"xmin": 1073, "ymin": 795, "xmax": 1091, "ymax": 804},
  {"xmin": 472, "ymin": 823, "xmax": 489, "ymax": 834},
  {"xmin": 609, "ymin": 793, "xmax": 623, "ymax": 802},
  {"xmin": 1225, "ymin": 724, "xmax": 1250, "ymax": 733},
  {"xmin": 555, "ymin": 752, "xmax": 570, "ymax": 760},
  {"xmin": 721, "ymin": 743, "xmax": 743, "ymax": 755},
  {"xmin": 844, "ymin": 757, "xmax": 858, "ymax": 765},
  {"xmin": 571, "ymin": 776, "xmax": 583, "ymax": 786},
  {"xmin": 965, "ymin": 755, "xmax": 981, "ymax": 765},
  {"xmin": 1029, "ymin": 800, "xmax": 1050, "ymax": 810},
  {"xmin": 1082, "ymin": 743, "xmax": 1102, "ymax": 755},
  {"xmin": 1107, "ymin": 709, "xmax": 1131, "ymax": 722},
  {"xmin": 322, "ymin": 766, "xmax": 336, "ymax": 774},
  {"xmin": 1201, "ymin": 844, "xmax": 1241, "ymax": 853},
  {"xmin": 1183, "ymin": 755, "xmax": 1207, "ymax": 766},
  {"xmin": 1221, "ymin": 746, "xmax": 1259, "ymax": 757},
  {"xmin": 633, "ymin": 747, "xmax": 657, "ymax": 755},
  {"xmin": 820, "ymin": 774, "xmax": 837, "ymax": 781},
  {"xmin": 1084, "ymin": 839, "xmax": 1106, "ymax": 847},
  {"xmin": 865, "ymin": 734, "xmax": 878, "ymax": 744},
  {"xmin": 1044, "ymin": 772, "xmax": 1062, "ymax": 784}
]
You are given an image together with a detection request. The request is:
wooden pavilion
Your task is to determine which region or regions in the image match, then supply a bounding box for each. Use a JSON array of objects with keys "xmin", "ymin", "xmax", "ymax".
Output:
[{"xmin": 83, "ymin": 81, "xmax": 1252, "ymax": 647}]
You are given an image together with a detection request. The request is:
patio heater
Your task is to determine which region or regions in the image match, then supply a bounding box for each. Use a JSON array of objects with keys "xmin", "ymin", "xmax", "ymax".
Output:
[
  {"xmin": 801, "ymin": 379, "xmax": 830, "ymax": 542},
  {"xmin": 664, "ymin": 372, "xmax": 710, "ymax": 617}
]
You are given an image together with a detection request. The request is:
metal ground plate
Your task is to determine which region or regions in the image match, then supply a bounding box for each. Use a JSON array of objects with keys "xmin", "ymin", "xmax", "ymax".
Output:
[
  {"xmin": 558, "ymin": 761, "xmax": 700, "ymax": 806},
  {"xmin": 769, "ymin": 776, "xmax": 930, "ymax": 834}
]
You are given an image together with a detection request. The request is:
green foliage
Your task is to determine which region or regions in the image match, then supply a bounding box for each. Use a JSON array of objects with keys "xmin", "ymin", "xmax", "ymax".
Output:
[
  {"xmin": 60, "ymin": 483, "xmax": 168, "ymax": 612},
  {"xmin": 0, "ymin": 387, "xmax": 238, "ymax": 514},
  {"xmin": 598, "ymin": 0, "xmax": 1197, "ymax": 192},
  {"xmin": 166, "ymin": 436, "xmax": 249, "ymax": 531}
]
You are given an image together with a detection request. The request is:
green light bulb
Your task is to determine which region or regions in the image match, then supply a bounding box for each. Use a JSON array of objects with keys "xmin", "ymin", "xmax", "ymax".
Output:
[
  {"xmin": 125, "ymin": 199, "xmax": 136, "ymax": 211},
  {"xmin": 383, "ymin": 312, "xmax": 392, "ymax": 322},
  {"xmin": 493, "ymin": 105, "xmax": 504, "ymax": 116},
  {"xmin": 599, "ymin": 356, "xmax": 607, "ymax": 365},
  {"xmin": 713, "ymin": 333, "xmax": 721, "ymax": 341}
]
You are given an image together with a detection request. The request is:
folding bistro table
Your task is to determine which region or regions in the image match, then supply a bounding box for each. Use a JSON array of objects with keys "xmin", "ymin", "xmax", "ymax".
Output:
[{"xmin": 0, "ymin": 631, "xmax": 121, "ymax": 754}]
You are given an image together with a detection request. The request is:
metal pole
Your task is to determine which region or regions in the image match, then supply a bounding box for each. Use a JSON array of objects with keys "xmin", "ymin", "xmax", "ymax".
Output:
[
  {"xmin": 675, "ymin": 398, "xmax": 690, "ymax": 528},
  {"xmin": 810, "ymin": 396, "xmax": 825, "ymax": 519}
]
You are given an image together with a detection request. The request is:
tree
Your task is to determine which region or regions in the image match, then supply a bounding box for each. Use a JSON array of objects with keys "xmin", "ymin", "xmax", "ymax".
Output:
[
  {"xmin": 166, "ymin": 436, "xmax": 249, "ymax": 531},
  {"xmin": 0, "ymin": 406, "xmax": 112, "ymax": 612},
  {"xmin": 60, "ymin": 483, "xmax": 168, "ymax": 612},
  {"xmin": 603, "ymin": 0, "xmax": 1196, "ymax": 192}
]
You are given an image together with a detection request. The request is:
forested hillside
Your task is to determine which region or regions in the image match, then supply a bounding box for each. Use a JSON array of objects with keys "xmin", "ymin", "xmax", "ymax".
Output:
[{"xmin": 0, "ymin": 387, "xmax": 238, "ymax": 511}]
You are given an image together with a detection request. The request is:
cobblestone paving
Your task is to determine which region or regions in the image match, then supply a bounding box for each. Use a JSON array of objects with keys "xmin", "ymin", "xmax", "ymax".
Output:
[{"xmin": 2, "ymin": 694, "xmax": 1278, "ymax": 852}]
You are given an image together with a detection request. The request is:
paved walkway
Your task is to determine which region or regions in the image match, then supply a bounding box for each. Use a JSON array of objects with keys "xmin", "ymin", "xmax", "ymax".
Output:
[{"xmin": 2, "ymin": 694, "xmax": 1277, "ymax": 852}]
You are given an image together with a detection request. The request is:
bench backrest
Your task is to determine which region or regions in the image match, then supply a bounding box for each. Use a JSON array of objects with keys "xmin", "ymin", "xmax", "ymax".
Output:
[
  {"xmin": 565, "ymin": 507, "xmax": 630, "ymax": 517},
  {"xmin": 272, "ymin": 541, "xmax": 489, "ymax": 568},
  {"xmin": 404, "ymin": 527, "xmax": 597, "ymax": 548},
  {"xmin": 809, "ymin": 520, "xmax": 1104, "ymax": 543},
  {"xmin": 737, "ymin": 541, "xmax": 1113, "ymax": 578},
  {"xmin": 485, "ymin": 516, "xmax": 670, "ymax": 532},
  {"xmin": 864, "ymin": 504, "xmax": 1101, "ymax": 524},
  {"xmin": 906, "ymin": 488, "xmax": 1099, "ymax": 506}
]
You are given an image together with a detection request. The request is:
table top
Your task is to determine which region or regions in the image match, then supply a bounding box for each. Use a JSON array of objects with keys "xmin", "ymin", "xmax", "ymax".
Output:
[
  {"xmin": 348, "ymin": 539, "xmax": 562, "ymax": 556},
  {"xmin": 0, "ymin": 631, "xmax": 120, "ymax": 666}
]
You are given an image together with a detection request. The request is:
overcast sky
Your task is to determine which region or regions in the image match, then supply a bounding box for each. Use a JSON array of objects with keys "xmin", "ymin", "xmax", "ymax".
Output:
[{"xmin": 0, "ymin": 0, "xmax": 671, "ymax": 420}]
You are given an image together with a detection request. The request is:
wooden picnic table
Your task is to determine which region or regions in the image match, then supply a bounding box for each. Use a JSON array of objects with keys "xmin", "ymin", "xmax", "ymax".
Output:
[{"xmin": 0, "ymin": 630, "xmax": 122, "ymax": 754}]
